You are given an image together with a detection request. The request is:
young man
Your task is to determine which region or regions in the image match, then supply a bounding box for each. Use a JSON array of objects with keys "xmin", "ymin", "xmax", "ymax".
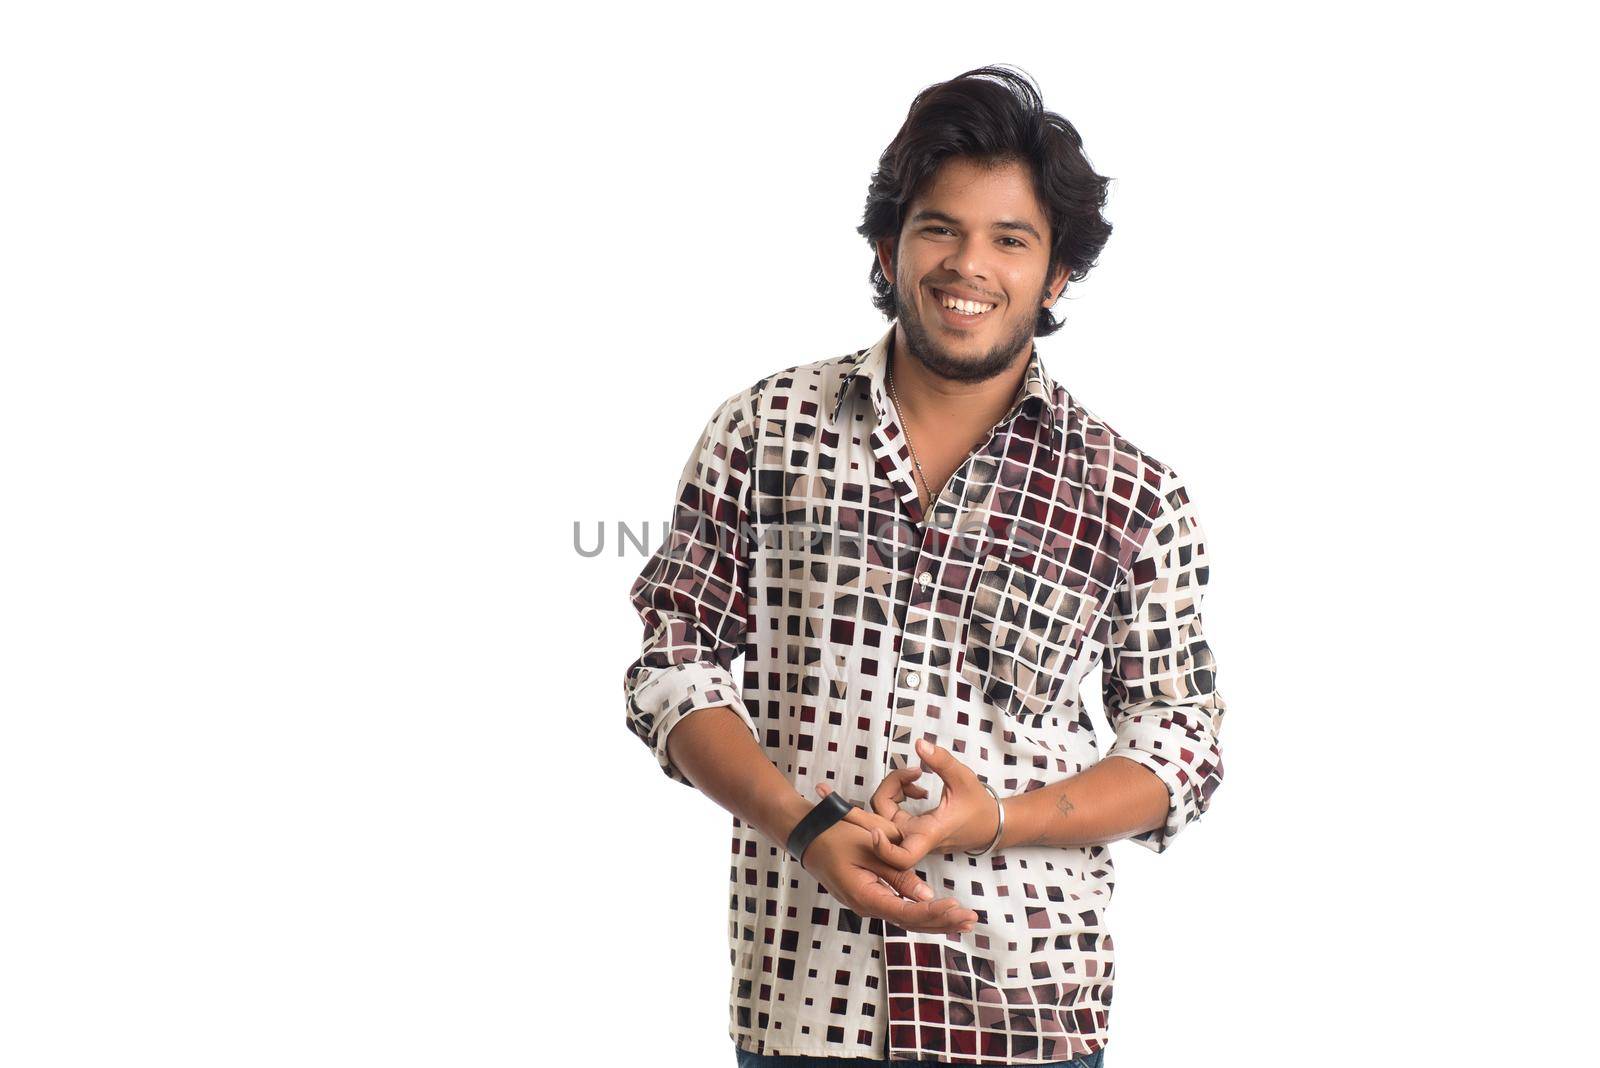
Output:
[{"xmin": 624, "ymin": 66, "xmax": 1226, "ymax": 1067}]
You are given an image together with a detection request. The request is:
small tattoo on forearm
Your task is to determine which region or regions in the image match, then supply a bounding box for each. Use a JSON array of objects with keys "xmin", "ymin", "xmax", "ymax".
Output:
[{"xmin": 1017, "ymin": 796, "xmax": 1076, "ymax": 848}]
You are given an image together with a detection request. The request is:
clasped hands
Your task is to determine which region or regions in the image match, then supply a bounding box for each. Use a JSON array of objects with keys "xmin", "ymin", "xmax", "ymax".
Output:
[{"xmin": 798, "ymin": 737, "xmax": 1000, "ymax": 936}]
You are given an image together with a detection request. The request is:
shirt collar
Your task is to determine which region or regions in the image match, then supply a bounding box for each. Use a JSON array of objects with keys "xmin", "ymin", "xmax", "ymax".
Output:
[{"xmin": 830, "ymin": 323, "xmax": 1064, "ymax": 446}]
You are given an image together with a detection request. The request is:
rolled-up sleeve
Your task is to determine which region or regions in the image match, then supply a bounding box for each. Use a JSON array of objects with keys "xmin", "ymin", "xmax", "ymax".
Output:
[
  {"xmin": 624, "ymin": 385, "xmax": 763, "ymax": 787},
  {"xmin": 1102, "ymin": 466, "xmax": 1227, "ymax": 853}
]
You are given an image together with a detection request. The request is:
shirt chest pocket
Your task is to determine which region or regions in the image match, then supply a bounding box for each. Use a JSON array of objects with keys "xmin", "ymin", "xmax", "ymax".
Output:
[{"xmin": 960, "ymin": 553, "xmax": 1103, "ymax": 721}]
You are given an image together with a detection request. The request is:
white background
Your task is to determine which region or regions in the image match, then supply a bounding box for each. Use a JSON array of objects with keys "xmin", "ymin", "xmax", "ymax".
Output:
[{"xmin": 3, "ymin": 3, "xmax": 1594, "ymax": 1066}]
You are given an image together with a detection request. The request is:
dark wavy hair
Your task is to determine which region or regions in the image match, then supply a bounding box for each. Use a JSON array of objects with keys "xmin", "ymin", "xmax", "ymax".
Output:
[{"xmin": 857, "ymin": 65, "xmax": 1113, "ymax": 338}]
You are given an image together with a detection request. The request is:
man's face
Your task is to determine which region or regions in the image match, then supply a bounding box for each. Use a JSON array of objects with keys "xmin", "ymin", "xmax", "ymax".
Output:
[{"xmin": 878, "ymin": 156, "xmax": 1067, "ymax": 384}]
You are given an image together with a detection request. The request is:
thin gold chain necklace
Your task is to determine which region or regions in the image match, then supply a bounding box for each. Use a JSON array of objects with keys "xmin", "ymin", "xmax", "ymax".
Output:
[
  {"xmin": 886, "ymin": 360, "xmax": 1010, "ymax": 518},
  {"xmin": 885, "ymin": 362, "xmax": 937, "ymax": 512}
]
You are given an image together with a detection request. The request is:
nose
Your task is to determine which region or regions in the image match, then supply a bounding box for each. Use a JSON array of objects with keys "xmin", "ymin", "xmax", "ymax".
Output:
[{"xmin": 941, "ymin": 233, "xmax": 990, "ymax": 286}]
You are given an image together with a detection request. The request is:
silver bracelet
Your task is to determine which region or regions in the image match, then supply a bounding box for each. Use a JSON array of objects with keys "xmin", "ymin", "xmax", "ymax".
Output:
[{"xmin": 963, "ymin": 780, "xmax": 1005, "ymax": 857}]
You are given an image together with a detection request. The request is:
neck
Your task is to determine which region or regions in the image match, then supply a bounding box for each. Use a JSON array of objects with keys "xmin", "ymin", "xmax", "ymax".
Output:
[{"xmin": 887, "ymin": 322, "xmax": 1032, "ymax": 430}]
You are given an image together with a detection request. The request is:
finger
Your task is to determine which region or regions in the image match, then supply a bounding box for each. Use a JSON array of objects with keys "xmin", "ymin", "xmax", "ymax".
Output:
[
  {"xmin": 868, "ymin": 771, "xmax": 904, "ymax": 820},
  {"xmin": 924, "ymin": 904, "xmax": 980, "ymax": 936},
  {"xmin": 875, "ymin": 864, "xmax": 935, "ymax": 904},
  {"xmin": 841, "ymin": 807, "xmax": 902, "ymax": 843},
  {"xmin": 855, "ymin": 865, "xmax": 980, "ymax": 935},
  {"xmin": 865, "ymin": 886, "xmax": 978, "ymax": 935},
  {"xmin": 911, "ymin": 901, "xmax": 979, "ymax": 936},
  {"xmin": 891, "ymin": 897, "xmax": 968, "ymax": 935},
  {"xmin": 896, "ymin": 767, "xmax": 930, "ymax": 801},
  {"xmin": 871, "ymin": 826, "xmax": 934, "ymax": 870},
  {"xmin": 870, "ymin": 767, "xmax": 922, "ymax": 820},
  {"xmin": 870, "ymin": 813, "xmax": 906, "ymax": 844},
  {"xmin": 804, "ymin": 782, "xmax": 902, "ymax": 847},
  {"xmin": 812, "ymin": 784, "xmax": 902, "ymax": 842}
]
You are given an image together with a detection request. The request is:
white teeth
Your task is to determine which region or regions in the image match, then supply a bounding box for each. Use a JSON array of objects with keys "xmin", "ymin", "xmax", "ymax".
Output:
[{"xmin": 939, "ymin": 291, "xmax": 995, "ymax": 315}]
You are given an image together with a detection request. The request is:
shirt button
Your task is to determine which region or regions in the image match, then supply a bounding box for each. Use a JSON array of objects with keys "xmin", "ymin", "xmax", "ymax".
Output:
[
  {"xmin": 904, "ymin": 670, "xmax": 921, "ymax": 687},
  {"xmin": 917, "ymin": 571, "xmax": 932, "ymax": 589}
]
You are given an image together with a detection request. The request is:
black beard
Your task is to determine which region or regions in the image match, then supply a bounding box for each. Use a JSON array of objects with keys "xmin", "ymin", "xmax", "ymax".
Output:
[{"xmin": 891, "ymin": 279, "xmax": 1038, "ymax": 384}]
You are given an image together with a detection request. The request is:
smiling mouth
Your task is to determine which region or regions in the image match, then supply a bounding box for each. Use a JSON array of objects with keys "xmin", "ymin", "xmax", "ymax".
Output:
[{"xmin": 931, "ymin": 287, "xmax": 998, "ymax": 321}]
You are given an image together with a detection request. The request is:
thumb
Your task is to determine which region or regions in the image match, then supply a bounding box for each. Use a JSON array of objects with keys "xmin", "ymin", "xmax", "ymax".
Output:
[{"xmin": 914, "ymin": 737, "xmax": 955, "ymax": 773}]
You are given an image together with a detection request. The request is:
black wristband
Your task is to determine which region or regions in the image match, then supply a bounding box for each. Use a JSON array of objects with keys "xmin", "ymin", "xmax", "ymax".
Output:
[{"xmin": 786, "ymin": 792, "xmax": 864, "ymax": 865}]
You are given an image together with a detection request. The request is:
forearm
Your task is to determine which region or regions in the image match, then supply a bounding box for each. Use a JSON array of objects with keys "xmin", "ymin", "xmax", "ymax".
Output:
[
  {"xmin": 664, "ymin": 704, "xmax": 813, "ymax": 849},
  {"xmin": 995, "ymin": 755, "xmax": 1169, "ymax": 850}
]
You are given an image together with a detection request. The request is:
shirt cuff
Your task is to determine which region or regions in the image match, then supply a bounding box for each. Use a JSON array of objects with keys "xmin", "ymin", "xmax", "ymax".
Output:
[
  {"xmin": 1102, "ymin": 742, "xmax": 1196, "ymax": 855},
  {"xmin": 628, "ymin": 660, "xmax": 759, "ymax": 787}
]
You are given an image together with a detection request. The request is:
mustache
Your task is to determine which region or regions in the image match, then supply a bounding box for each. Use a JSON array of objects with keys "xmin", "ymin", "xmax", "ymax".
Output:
[{"xmin": 924, "ymin": 283, "xmax": 1002, "ymax": 303}]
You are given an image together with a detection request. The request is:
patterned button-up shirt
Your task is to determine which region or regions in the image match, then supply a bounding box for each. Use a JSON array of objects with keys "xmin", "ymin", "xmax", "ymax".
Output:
[{"xmin": 624, "ymin": 323, "xmax": 1227, "ymax": 1064}]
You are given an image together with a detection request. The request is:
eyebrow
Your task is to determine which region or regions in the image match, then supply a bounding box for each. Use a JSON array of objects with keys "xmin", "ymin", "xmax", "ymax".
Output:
[{"xmin": 908, "ymin": 209, "xmax": 1043, "ymax": 243}]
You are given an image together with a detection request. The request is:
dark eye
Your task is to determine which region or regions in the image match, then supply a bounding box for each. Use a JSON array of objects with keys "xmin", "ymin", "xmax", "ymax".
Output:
[
  {"xmin": 924, "ymin": 226, "xmax": 953, "ymax": 235},
  {"xmin": 1000, "ymin": 237, "xmax": 1025, "ymax": 248}
]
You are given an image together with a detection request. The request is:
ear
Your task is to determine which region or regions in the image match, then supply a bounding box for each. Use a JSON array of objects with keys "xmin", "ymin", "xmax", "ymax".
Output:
[
  {"xmin": 875, "ymin": 237, "xmax": 897, "ymax": 286},
  {"xmin": 1043, "ymin": 263, "xmax": 1070, "ymax": 306}
]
